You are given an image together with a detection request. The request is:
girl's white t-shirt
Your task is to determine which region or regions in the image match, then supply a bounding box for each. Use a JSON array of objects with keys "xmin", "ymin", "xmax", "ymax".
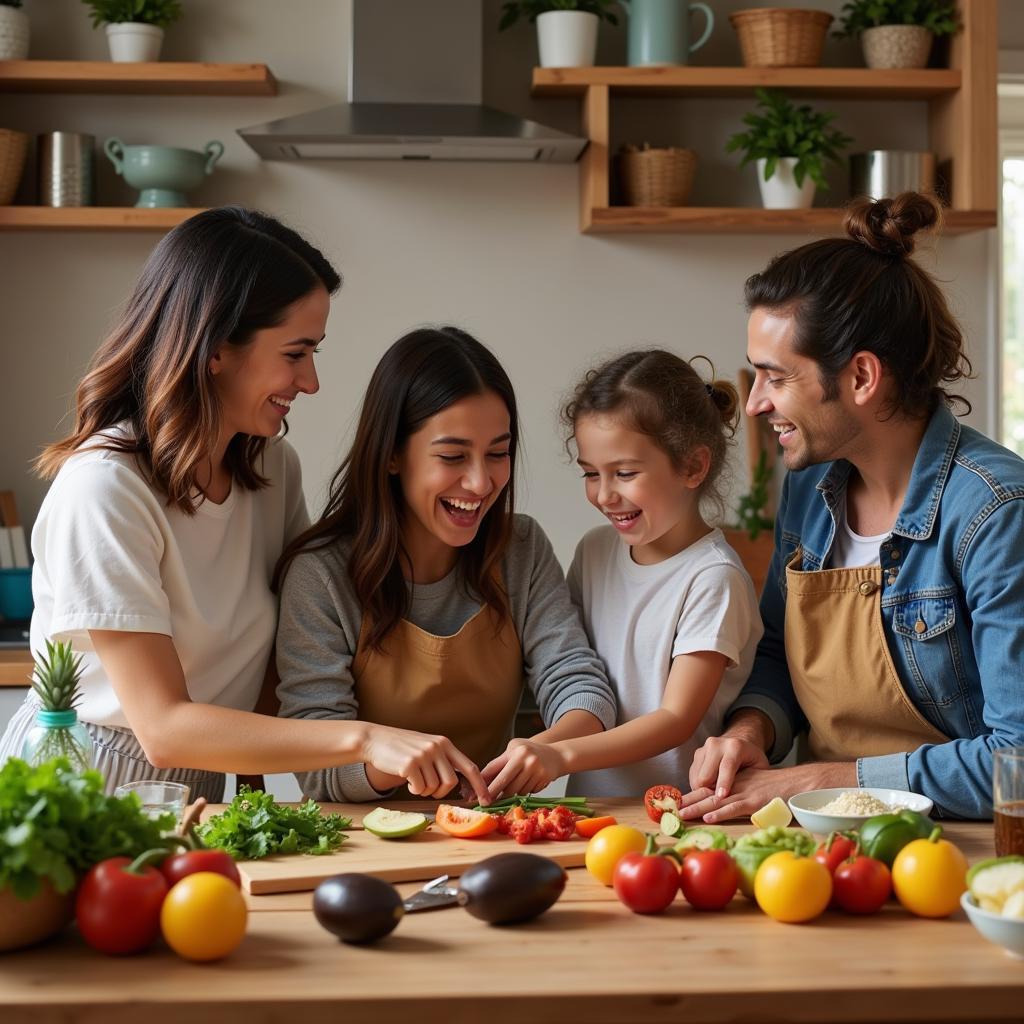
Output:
[
  {"xmin": 565, "ymin": 525, "xmax": 763, "ymax": 797},
  {"xmin": 29, "ymin": 431, "xmax": 309, "ymax": 728}
]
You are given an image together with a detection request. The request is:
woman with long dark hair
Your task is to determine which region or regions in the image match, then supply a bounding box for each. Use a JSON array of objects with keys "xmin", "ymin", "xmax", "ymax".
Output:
[
  {"xmin": 0, "ymin": 209, "xmax": 489, "ymax": 803},
  {"xmin": 275, "ymin": 326, "xmax": 616, "ymax": 801}
]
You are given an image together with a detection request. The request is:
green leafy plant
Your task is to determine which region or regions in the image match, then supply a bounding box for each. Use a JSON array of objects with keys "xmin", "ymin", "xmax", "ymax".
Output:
[
  {"xmin": 81, "ymin": 0, "xmax": 183, "ymax": 29},
  {"xmin": 0, "ymin": 757, "xmax": 174, "ymax": 899},
  {"xmin": 733, "ymin": 450, "xmax": 775, "ymax": 541},
  {"xmin": 499, "ymin": 0, "xmax": 618, "ymax": 31},
  {"xmin": 197, "ymin": 786, "xmax": 352, "ymax": 860},
  {"xmin": 835, "ymin": 0, "xmax": 960, "ymax": 38},
  {"xmin": 726, "ymin": 88, "xmax": 852, "ymax": 190}
]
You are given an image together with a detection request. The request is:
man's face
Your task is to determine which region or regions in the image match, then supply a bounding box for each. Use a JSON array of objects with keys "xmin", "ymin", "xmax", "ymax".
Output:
[{"xmin": 745, "ymin": 307, "xmax": 859, "ymax": 472}]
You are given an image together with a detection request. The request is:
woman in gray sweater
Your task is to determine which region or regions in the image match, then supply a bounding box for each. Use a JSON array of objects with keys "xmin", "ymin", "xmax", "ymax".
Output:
[{"xmin": 274, "ymin": 326, "xmax": 616, "ymax": 802}]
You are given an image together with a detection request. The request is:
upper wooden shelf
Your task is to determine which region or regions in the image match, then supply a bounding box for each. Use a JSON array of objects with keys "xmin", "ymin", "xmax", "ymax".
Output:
[
  {"xmin": 532, "ymin": 66, "xmax": 962, "ymax": 99},
  {"xmin": 0, "ymin": 60, "xmax": 276, "ymax": 95},
  {"xmin": 0, "ymin": 207, "xmax": 206, "ymax": 231}
]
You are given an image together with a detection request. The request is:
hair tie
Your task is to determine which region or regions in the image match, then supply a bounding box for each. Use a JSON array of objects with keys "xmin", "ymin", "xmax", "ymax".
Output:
[{"xmin": 705, "ymin": 383, "xmax": 714, "ymax": 398}]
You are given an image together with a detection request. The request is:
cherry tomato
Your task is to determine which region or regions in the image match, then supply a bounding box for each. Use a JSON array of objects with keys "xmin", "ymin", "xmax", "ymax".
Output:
[
  {"xmin": 575, "ymin": 815, "xmax": 618, "ymax": 839},
  {"xmin": 76, "ymin": 852, "xmax": 169, "ymax": 955},
  {"xmin": 434, "ymin": 805, "xmax": 501, "ymax": 839},
  {"xmin": 754, "ymin": 851, "xmax": 832, "ymax": 924},
  {"xmin": 832, "ymin": 854, "xmax": 892, "ymax": 914},
  {"xmin": 613, "ymin": 843, "xmax": 680, "ymax": 914},
  {"xmin": 643, "ymin": 785, "xmax": 684, "ymax": 823},
  {"xmin": 161, "ymin": 849, "xmax": 241, "ymax": 889},
  {"xmin": 891, "ymin": 827, "xmax": 967, "ymax": 918},
  {"xmin": 679, "ymin": 849, "xmax": 739, "ymax": 911},
  {"xmin": 160, "ymin": 872, "xmax": 248, "ymax": 962},
  {"xmin": 813, "ymin": 832, "xmax": 859, "ymax": 874},
  {"xmin": 585, "ymin": 825, "xmax": 647, "ymax": 886}
]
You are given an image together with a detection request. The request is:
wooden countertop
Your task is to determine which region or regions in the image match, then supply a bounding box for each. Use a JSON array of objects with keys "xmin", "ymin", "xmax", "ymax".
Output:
[
  {"xmin": 0, "ymin": 800, "xmax": 1019, "ymax": 1024},
  {"xmin": 0, "ymin": 650, "xmax": 31, "ymax": 687}
]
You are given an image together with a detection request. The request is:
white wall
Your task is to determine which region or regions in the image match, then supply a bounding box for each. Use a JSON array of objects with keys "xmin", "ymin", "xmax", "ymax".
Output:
[{"xmin": 0, "ymin": 0, "xmax": 996, "ymax": 568}]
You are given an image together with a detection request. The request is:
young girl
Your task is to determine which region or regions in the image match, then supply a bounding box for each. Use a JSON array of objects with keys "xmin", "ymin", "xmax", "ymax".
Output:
[
  {"xmin": 274, "ymin": 326, "xmax": 616, "ymax": 802},
  {"xmin": 482, "ymin": 350, "xmax": 763, "ymax": 798}
]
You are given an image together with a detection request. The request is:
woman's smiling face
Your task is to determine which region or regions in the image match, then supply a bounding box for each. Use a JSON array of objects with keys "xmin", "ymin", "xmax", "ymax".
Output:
[{"xmin": 391, "ymin": 390, "xmax": 513, "ymax": 569}]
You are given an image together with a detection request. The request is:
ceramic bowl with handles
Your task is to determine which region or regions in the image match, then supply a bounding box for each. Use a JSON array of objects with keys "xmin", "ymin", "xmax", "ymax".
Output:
[{"xmin": 104, "ymin": 138, "xmax": 224, "ymax": 207}]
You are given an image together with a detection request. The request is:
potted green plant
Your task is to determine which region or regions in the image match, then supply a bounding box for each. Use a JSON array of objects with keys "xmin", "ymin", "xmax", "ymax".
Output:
[
  {"xmin": 726, "ymin": 88, "xmax": 852, "ymax": 209},
  {"xmin": 0, "ymin": 0, "xmax": 29, "ymax": 60},
  {"xmin": 81, "ymin": 0, "xmax": 183, "ymax": 63},
  {"xmin": 835, "ymin": 1, "xmax": 959, "ymax": 70},
  {"xmin": 723, "ymin": 449, "xmax": 776, "ymax": 596},
  {"xmin": 499, "ymin": 1, "xmax": 618, "ymax": 69}
]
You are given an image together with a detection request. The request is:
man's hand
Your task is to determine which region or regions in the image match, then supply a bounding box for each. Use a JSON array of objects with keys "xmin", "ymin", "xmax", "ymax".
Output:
[
  {"xmin": 687, "ymin": 708, "xmax": 774, "ymax": 804},
  {"xmin": 481, "ymin": 738, "xmax": 568, "ymax": 801}
]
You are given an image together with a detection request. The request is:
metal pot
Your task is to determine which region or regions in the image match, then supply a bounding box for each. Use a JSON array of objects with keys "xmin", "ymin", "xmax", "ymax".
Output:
[{"xmin": 850, "ymin": 150, "xmax": 936, "ymax": 201}]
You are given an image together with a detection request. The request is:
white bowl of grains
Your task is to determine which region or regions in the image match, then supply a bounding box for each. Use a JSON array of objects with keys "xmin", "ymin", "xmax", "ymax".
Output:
[{"xmin": 788, "ymin": 788, "xmax": 933, "ymax": 834}]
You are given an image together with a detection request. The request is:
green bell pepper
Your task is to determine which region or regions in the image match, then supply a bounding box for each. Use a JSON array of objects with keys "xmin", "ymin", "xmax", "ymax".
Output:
[{"xmin": 858, "ymin": 809, "xmax": 932, "ymax": 867}]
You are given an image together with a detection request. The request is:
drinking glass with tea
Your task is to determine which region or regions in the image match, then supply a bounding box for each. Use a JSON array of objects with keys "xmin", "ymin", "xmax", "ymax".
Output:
[{"xmin": 993, "ymin": 747, "xmax": 1024, "ymax": 856}]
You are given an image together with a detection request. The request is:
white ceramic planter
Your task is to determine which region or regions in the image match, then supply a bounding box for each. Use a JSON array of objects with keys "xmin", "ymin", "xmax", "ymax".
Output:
[
  {"xmin": 105, "ymin": 22, "xmax": 164, "ymax": 62},
  {"xmin": 756, "ymin": 157, "xmax": 816, "ymax": 209},
  {"xmin": 861, "ymin": 24, "xmax": 933, "ymax": 70},
  {"xmin": 536, "ymin": 10, "xmax": 599, "ymax": 68},
  {"xmin": 0, "ymin": 5, "xmax": 30, "ymax": 60}
]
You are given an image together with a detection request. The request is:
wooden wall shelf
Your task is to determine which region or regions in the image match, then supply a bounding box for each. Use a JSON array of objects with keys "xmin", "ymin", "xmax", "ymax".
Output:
[
  {"xmin": 0, "ymin": 207, "xmax": 206, "ymax": 232},
  {"xmin": 531, "ymin": 0, "xmax": 996, "ymax": 236},
  {"xmin": 0, "ymin": 60, "xmax": 276, "ymax": 95}
]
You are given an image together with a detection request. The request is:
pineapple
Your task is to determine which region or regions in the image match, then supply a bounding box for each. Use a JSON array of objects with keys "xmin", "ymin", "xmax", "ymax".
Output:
[
  {"xmin": 23, "ymin": 639, "xmax": 91, "ymax": 770},
  {"xmin": 31, "ymin": 639, "xmax": 84, "ymax": 714}
]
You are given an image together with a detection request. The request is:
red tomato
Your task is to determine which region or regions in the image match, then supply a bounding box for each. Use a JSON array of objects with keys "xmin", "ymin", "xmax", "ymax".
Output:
[
  {"xmin": 76, "ymin": 855, "xmax": 169, "ymax": 955},
  {"xmin": 643, "ymin": 785, "xmax": 684, "ymax": 823},
  {"xmin": 435, "ymin": 805, "xmax": 501, "ymax": 838},
  {"xmin": 813, "ymin": 833, "xmax": 859, "ymax": 874},
  {"xmin": 679, "ymin": 849, "xmax": 739, "ymax": 911},
  {"xmin": 575, "ymin": 815, "xmax": 618, "ymax": 838},
  {"xmin": 613, "ymin": 849, "xmax": 679, "ymax": 914},
  {"xmin": 832, "ymin": 855, "xmax": 892, "ymax": 915},
  {"xmin": 160, "ymin": 849, "xmax": 242, "ymax": 889}
]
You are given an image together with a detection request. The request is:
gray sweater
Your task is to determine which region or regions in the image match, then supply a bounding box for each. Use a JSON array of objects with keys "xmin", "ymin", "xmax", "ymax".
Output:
[{"xmin": 276, "ymin": 513, "xmax": 616, "ymax": 801}]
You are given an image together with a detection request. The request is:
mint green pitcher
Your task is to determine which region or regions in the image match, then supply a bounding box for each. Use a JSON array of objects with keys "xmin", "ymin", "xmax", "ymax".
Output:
[{"xmin": 620, "ymin": 0, "xmax": 714, "ymax": 66}]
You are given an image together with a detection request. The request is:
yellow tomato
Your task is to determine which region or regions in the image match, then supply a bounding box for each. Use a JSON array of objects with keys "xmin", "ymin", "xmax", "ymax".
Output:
[
  {"xmin": 754, "ymin": 850, "xmax": 832, "ymax": 923},
  {"xmin": 585, "ymin": 825, "xmax": 646, "ymax": 886},
  {"xmin": 891, "ymin": 831, "xmax": 967, "ymax": 918},
  {"xmin": 160, "ymin": 871, "xmax": 248, "ymax": 961}
]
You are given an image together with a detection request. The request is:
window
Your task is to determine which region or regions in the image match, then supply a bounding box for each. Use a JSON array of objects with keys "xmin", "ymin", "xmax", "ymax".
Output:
[{"xmin": 1002, "ymin": 153, "xmax": 1024, "ymax": 456}]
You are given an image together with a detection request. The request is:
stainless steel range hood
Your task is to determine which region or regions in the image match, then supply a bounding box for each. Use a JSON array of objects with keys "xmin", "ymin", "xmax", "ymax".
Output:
[{"xmin": 238, "ymin": 0, "xmax": 586, "ymax": 163}]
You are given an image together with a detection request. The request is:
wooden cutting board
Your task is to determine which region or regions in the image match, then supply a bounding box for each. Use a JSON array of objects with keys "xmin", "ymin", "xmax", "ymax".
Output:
[{"xmin": 204, "ymin": 800, "xmax": 653, "ymax": 896}]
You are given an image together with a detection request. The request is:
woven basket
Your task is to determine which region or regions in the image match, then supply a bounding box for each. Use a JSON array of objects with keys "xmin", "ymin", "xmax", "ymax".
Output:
[
  {"xmin": 729, "ymin": 8, "xmax": 833, "ymax": 67},
  {"xmin": 0, "ymin": 129, "xmax": 29, "ymax": 205},
  {"xmin": 619, "ymin": 144, "xmax": 697, "ymax": 207}
]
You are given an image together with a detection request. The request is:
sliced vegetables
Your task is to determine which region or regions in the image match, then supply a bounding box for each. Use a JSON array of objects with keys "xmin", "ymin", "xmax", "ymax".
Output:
[
  {"xmin": 361, "ymin": 807, "xmax": 430, "ymax": 840},
  {"xmin": 967, "ymin": 855, "xmax": 1024, "ymax": 915}
]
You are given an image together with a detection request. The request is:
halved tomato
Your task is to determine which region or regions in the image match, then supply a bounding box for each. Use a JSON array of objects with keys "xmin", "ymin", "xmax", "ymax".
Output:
[
  {"xmin": 434, "ymin": 804, "xmax": 501, "ymax": 838},
  {"xmin": 643, "ymin": 785, "xmax": 684, "ymax": 823},
  {"xmin": 575, "ymin": 815, "xmax": 618, "ymax": 839}
]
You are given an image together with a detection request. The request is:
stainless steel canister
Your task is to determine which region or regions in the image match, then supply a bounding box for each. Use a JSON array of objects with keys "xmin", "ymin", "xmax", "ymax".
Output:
[
  {"xmin": 849, "ymin": 151, "xmax": 936, "ymax": 201},
  {"xmin": 37, "ymin": 132, "xmax": 94, "ymax": 206}
]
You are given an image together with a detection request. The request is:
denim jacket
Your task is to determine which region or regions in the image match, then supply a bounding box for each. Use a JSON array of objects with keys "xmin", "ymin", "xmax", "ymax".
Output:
[{"xmin": 731, "ymin": 404, "xmax": 1024, "ymax": 819}]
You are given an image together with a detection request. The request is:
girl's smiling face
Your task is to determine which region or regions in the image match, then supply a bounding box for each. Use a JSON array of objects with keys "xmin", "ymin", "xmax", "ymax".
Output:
[
  {"xmin": 391, "ymin": 390, "xmax": 513, "ymax": 577},
  {"xmin": 575, "ymin": 413, "xmax": 709, "ymax": 563}
]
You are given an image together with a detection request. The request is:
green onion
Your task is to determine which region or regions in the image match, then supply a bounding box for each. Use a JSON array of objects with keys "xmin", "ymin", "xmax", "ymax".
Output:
[{"xmin": 474, "ymin": 794, "xmax": 594, "ymax": 816}]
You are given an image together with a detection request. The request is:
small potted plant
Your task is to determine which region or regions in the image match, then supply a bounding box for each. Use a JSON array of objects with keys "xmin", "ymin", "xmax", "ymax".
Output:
[
  {"xmin": 726, "ymin": 88, "xmax": 852, "ymax": 209},
  {"xmin": 82, "ymin": 0, "xmax": 183, "ymax": 63},
  {"xmin": 499, "ymin": 0, "xmax": 618, "ymax": 69},
  {"xmin": 835, "ymin": 0, "xmax": 960, "ymax": 70},
  {"xmin": 0, "ymin": 0, "xmax": 29, "ymax": 60},
  {"xmin": 723, "ymin": 450, "xmax": 776, "ymax": 596}
]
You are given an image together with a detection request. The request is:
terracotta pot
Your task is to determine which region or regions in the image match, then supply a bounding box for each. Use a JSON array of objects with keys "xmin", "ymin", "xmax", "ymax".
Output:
[
  {"xmin": 722, "ymin": 528, "xmax": 775, "ymax": 598},
  {"xmin": 0, "ymin": 128, "xmax": 29, "ymax": 205},
  {"xmin": 861, "ymin": 25, "xmax": 933, "ymax": 70},
  {"xmin": 0, "ymin": 880, "xmax": 75, "ymax": 952}
]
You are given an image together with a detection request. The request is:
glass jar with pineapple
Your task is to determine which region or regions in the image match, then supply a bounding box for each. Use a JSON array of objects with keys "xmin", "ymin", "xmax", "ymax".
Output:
[{"xmin": 21, "ymin": 640, "xmax": 93, "ymax": 771}]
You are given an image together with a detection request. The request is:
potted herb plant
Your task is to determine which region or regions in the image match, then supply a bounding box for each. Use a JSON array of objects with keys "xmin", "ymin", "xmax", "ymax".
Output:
[
  {"xmin": 0, "ymin": 0, "xmax": 29, "ymax": 60},
  {"xmin": 836, "ymin": 0, "xmax": 959, "ymax": 70},
  {"xmin": 726, "ymin": 88, "xmax": 852, "ymax": 209},
  {"xmin": 81, "ymin": 0, "xmax": 183, "ymax": 63},
  {"xmin": 499, "ymin": 0, "xmax": 619, "ymax": 69},
  {"xmin": 723, "ymin": 450, "xmax": 776, "ymax": 596}
]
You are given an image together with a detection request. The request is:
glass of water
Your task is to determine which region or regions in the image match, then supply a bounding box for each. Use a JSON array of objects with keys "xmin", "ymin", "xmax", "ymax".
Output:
[{"xmin": 115, "ymin": 780, "xmax": 190, "ymax": 825}]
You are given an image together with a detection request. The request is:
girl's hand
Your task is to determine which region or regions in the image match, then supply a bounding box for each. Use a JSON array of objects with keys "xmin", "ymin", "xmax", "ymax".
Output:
[
  {"xmin": 359, "ymin": 724, "xmax": 490, "ymax": 804},
  {"xmin": 482, "ymin": 738, "xmax": 568, "ymax": 801}
]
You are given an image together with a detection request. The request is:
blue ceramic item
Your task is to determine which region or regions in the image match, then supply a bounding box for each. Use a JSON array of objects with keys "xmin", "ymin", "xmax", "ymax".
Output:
[
  {"xmin": 619, "ymin": 0, "xmax": 714, "ymax": 66},
  {"xmin": 104, "ymin": 138, "xmax": 224, "ymax": 208}
]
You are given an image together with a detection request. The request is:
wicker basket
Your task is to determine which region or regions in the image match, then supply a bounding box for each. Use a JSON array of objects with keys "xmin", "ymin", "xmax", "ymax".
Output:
[
  {"xmin": 729, "ymin": 8, "xmax": 833, "ymax": 67},
  {"xmin": 619, "ymin": 144, "xmax": 697, "ymax": 207},
  {"xmin": 0, "ymin": 129, "xmax": 29, "ymax": 205}
]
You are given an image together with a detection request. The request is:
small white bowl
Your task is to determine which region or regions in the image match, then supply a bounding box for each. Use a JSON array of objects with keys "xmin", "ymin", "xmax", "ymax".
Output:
[
  {"xmin": 962, "ymin": 892, "xmax": 1024, "ymax": 958},
  {"xmin": 787, "ymin": 787, "xmax": 933, "ymax": 834}
]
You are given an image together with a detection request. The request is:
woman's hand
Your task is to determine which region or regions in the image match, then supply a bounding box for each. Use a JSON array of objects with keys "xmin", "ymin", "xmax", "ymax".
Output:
[
  {"xmin": 359, "ymin": 724, "xmax": 490, "ymax": 804},
  {"xmin": 481, "ymin": 738, "xmax": 568, "ymax": 801}
]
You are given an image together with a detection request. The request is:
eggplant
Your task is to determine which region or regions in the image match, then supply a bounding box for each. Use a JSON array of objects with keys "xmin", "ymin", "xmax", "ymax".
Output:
[
  {"xmin": 457, "ymin": 852, "xmax": 567, "ymax": 925},
  {"xmin": 313, "ymin": 873, "xmax": 404, "ymax": 944}
]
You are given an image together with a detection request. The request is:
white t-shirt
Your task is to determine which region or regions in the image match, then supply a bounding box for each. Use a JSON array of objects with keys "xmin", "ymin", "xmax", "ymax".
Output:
[
  {"xmin": 565, "ymin": 526, "xmax": 763, "ymax": 797},
  {"xmin": 30, "ymin": 431, "xmax": 309, "ymax": 728},
  {"xmin": 829, "ymin": 497, "xmax": 889, "ymax": 569}
]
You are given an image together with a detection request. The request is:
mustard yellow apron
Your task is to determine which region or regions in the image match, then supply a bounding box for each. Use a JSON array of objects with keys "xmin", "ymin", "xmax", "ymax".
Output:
[
  {"xmin": 784, "ymin": 548, "xmax": 950, "ymax": 762},
  {"xmin": 352, "ymin": 603, "xmax": 524, "ymax": 795}
]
